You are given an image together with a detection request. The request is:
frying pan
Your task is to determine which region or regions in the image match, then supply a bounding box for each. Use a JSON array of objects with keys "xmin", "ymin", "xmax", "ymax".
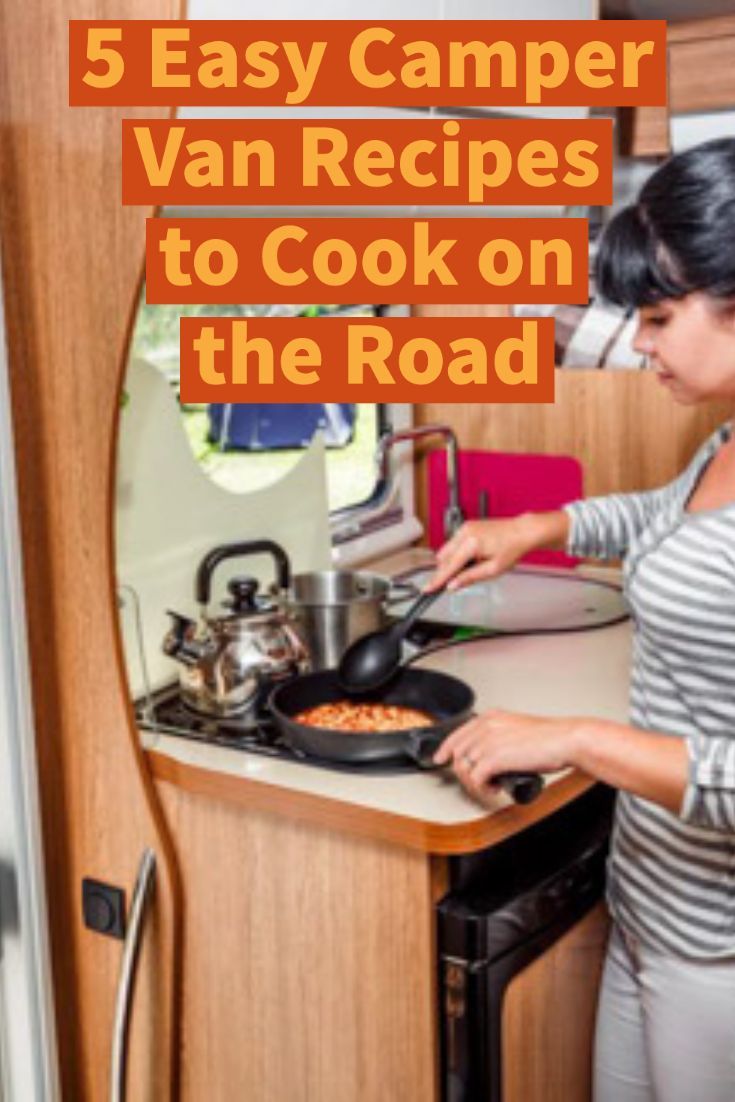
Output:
[{"xmin": 269, "ymin": 668, "xmax": 543, "ymax": 804}]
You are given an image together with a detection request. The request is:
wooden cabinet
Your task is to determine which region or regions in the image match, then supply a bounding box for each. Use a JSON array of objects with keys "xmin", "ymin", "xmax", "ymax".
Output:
[
  {"xmin": 154, "ymin": 785, "xmax": 444, "ymax": 1101},
  {"xmin": 150, "ymin": 764, "xmax": 608, "ymax": 1102}
]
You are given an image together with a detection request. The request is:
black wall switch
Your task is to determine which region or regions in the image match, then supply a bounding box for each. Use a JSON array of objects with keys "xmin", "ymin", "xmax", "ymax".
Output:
[{"xmin": 82, "ymin": 878, "xmax": 126, "ymax": 939}]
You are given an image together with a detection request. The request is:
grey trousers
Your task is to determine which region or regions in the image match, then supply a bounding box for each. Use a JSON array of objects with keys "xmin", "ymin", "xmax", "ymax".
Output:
[{"xmin": 593, "ymin": 922, "xmax": 735, "ymax": 1102}]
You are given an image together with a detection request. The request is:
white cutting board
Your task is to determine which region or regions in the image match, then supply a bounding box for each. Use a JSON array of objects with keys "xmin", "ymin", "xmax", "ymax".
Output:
[{"xmin": 116, "ymin": 358, "xmax": 331, "ymax": 696}]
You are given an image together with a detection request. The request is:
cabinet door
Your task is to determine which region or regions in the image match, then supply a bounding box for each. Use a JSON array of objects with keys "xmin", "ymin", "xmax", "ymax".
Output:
[
  {"xmin": 0, "ymin": 2, "xmax": 182, "ymax": 1100},
  {"xmin": 502, "ymin": 901, "xmax": 610, "ymax": 1102}
]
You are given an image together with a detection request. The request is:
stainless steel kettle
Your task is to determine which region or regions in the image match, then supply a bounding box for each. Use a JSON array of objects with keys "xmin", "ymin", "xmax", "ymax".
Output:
[{"xmin": 163, "ymin": 540, "xmax": 309, "ymax": 719}]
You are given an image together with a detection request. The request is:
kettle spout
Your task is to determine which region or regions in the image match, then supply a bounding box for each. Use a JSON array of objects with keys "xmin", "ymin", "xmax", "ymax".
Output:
[{"xmin": 163, "ymin": 610, "xmax": 207, "ymax": 666}]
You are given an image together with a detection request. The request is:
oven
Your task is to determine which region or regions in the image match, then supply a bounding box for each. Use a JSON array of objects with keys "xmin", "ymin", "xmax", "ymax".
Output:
[{"xmin": 437, "ymin": 785, "xmax": 614, "ymax": 1102}]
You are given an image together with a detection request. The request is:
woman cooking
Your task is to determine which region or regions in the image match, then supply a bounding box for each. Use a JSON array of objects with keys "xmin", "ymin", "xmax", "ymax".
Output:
[{"xmin": 428, "ymin": 137, "xmax": 735, "ymax": 1102}]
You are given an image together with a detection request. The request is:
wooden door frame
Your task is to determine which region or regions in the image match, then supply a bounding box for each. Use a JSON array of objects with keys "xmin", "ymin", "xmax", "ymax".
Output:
[{"xmin": 0, "ymin": 3, "xmax": 183, "ymax": 1097}]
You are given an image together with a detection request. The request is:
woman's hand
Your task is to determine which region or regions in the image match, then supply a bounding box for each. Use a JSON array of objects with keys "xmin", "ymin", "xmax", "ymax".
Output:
[
  {"xmin": 436, "ymin": 711, "xmax": 691, "ymax": 816},
  {"xmin": 424, "ymin": 512, "xmax": 570, "ymax": 594},
  {"xmin": 434, "ymin": 709, "xmax": 582, "ymax": 805},
  {"xmin": 424, "ymin": 517, "xmax": 536, "ymax": 593}
]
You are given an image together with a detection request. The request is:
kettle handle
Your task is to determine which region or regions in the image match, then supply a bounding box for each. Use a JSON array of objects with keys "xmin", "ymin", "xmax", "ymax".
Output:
[{"xmin": 195, "ymin": 540, "xmax": 291, "ymax": 606}]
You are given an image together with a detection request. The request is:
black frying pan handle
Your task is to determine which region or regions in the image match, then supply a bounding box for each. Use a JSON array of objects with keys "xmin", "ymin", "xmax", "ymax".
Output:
[
  {"xmin": 195, "ymin": 540, "xmax": 291, "ymax": 606},
  {"xmin": 404, "ymin": 730, "xmax": 444, "ymax": 770},
  {"xmin": 405, "ymin": 732, "xmax": 544, "ymax": 802},
  {"xmin": 493, "ymin": 772, "xmax": 544, "ymax": 805}
]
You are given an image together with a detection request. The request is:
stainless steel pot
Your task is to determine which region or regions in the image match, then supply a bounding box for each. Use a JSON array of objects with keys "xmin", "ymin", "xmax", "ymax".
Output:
[{"xmin": 288, "ymin": 570, "xmax": 414, "ymax": 670}]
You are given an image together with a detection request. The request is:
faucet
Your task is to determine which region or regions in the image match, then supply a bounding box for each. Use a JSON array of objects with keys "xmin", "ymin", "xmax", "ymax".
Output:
[{"xmin": 375, "ymin": 424, "xmax": 465, "ymax": 542}]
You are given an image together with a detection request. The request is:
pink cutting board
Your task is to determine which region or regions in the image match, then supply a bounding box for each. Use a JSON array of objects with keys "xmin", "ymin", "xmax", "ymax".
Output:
[{"xmin": 427, "ymin": 450, "xmax": 583, "ymax": 567}]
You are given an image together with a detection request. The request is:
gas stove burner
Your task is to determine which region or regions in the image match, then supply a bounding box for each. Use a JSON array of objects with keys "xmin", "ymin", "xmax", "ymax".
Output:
[
  {"xmin": 179, "ymin": 699, "xmax": 267, "ymax": 736},
  {"xmin": 137, "ymin": 684, "xmax": 422, "ymax": 776}
]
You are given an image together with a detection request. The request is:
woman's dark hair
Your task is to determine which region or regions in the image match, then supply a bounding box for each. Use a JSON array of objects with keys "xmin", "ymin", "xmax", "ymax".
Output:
[{"xmin": 596, "ymin": 137, "xmax": 735, "ymax": 309}]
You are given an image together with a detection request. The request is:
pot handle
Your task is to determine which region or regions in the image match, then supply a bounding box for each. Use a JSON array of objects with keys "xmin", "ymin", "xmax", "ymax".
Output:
[{"xmin": 195, "ymin": 540, "xmax": 291, "ymax": 606}]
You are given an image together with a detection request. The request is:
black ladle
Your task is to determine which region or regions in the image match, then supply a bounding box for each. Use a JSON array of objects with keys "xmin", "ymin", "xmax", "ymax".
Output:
[
  {"xmin": 338, "ymin": 587, "xmax": 441, "ymax": 693},
  {"xmin": 336, "ymin": 576, "xmax": 544, "ymax": 806}
]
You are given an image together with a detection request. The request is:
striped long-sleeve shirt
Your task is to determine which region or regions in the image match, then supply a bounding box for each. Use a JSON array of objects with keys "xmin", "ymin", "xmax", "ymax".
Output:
[{"xmin": 564, "ymin": 421, "xmax": 735, "ymax": 960}]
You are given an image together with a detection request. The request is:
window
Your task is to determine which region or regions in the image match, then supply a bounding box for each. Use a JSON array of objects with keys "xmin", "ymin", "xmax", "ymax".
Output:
[
  {"xmin": 132, "ymin": 299, "xmax": 387, "ymax": 512},
  {"xmin": 130, "ymin": 297, "xmax": 420, "ymax": 562}
]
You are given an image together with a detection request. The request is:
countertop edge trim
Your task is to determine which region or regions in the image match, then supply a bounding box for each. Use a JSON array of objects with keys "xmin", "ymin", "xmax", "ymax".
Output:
[{"xmin": 146, "ymin": 749, "xmax": 594, "ymax": 854}]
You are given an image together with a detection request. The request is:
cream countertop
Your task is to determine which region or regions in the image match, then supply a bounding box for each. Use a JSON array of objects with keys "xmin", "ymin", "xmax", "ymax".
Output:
[{"xmin": 143, "ymin": 553, "xmax": 632, "ymax": 829}]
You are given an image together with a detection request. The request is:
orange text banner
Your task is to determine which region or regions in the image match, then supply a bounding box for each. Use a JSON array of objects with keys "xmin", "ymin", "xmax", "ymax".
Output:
[
  {"xmin": 179, "ymin": 316, "xmax": 556, "ymax": 404},
  {"xmin": 123, "ymin": 117, "xmax": 613, "ymax": 207},
  {"xmin": 146, "ymin": 217, "xmax": 588, "ymax": 305},
  {"xmin": 70, "ymin": 20, "xmax": 667, "ymax": 107}
]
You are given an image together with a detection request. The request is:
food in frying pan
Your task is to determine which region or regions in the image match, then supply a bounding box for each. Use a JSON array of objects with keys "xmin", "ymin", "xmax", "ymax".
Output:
[{"xmin": 293, "ymin": 701, "xmax": 435, "ymax": 732}]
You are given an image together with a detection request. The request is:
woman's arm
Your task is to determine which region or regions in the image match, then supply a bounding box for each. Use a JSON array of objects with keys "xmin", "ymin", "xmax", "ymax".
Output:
[
  {"xmin": 680, "ymin": 733, "xmax": 735, "ymax": 831},
  {"xmin": 425, "ymin": 484, "xmax": 676, "ymax": 594},
  {"xmin": 434, "ymin": 711, "xmax": 689, "ymax": 816},
  {"xmin": 564, "ymin": 487, "xmax": 674, "ymax": 561},
  {"xmin": 436, "ymin": 708, "xmax": 735, "ymax": 831},
  {"xmin": 573, "ymin": 718, "xmax": 689, "ymax": 814},
  {"xmin": 428, "ymin": 428, "xmax": 725, "ymax": 593}
]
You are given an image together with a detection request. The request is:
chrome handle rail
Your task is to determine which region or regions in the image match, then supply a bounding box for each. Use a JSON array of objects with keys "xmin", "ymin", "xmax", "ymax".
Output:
[{"xmin": 109, "ymin": 848, "xmax": 156, "ymax": 1102}]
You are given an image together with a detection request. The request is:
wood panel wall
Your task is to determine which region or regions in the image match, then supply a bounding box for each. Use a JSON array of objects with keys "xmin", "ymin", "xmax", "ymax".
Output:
[
  {"xmin": 0, "ymin": 2, "xmax": 181, "ymax": 1099},
  {"xmin": 668, "ymin": 15, "xmax": 735, "ymax": 115},
  {"xmin": 413, "ymin": 306, "xmax": 729, "ymax": 529}
]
